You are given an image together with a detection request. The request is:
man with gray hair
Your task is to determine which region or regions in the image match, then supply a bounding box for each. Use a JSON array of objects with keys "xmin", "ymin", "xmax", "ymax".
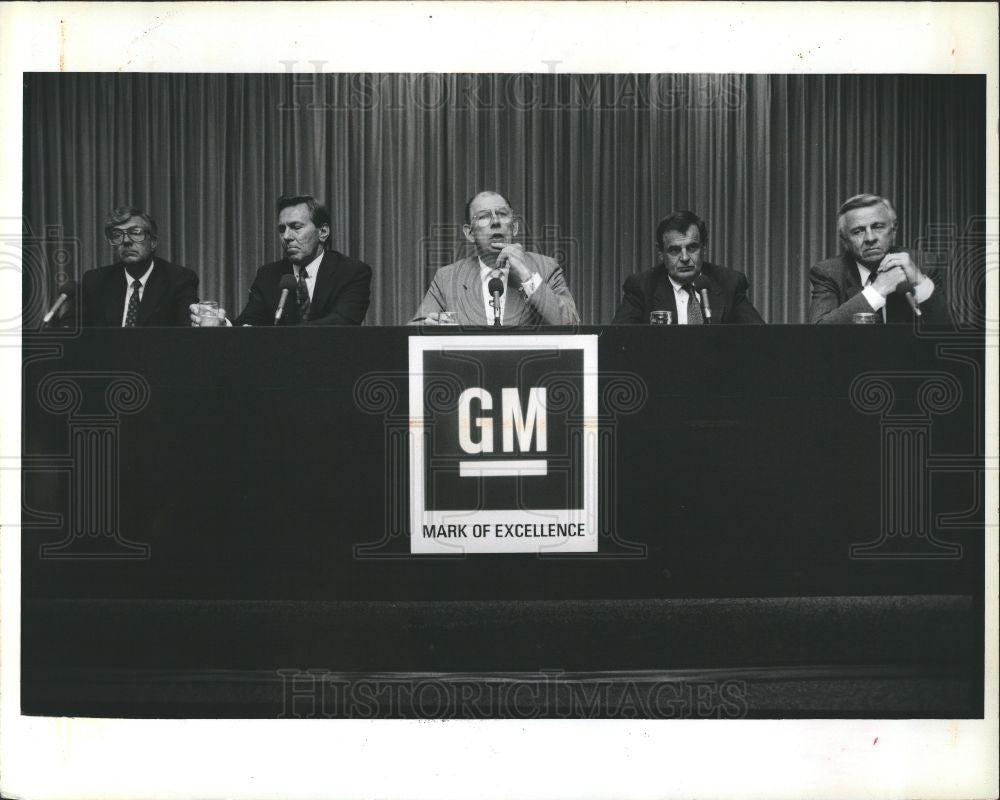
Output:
[
  {"xmin": 808, "ymin": 193, "xmax": 950, "ymax": 324},
  {"xmin": 194, "ymin": 194, "xmax": 371, "ymax": 326},
  {"xmin": 71, "ymin": 205, "xmax": 199, "ymax": 327}
]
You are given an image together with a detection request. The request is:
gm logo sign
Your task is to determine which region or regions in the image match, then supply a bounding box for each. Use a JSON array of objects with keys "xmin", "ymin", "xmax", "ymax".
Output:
[{"xmin": 409, "ymin": 335, "xmax": 598, "ymax": 554}]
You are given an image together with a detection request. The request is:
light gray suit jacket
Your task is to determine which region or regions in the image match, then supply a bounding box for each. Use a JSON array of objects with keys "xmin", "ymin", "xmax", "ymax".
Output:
[{"xmin": 410, "ymin": 252, "xmax": 580, "ymax": 326}]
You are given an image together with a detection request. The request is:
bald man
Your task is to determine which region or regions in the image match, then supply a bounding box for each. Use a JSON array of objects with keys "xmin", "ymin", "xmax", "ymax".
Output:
[{"xmin": 411, "ymin": 190, "xmax": 579, "ymax": 326}]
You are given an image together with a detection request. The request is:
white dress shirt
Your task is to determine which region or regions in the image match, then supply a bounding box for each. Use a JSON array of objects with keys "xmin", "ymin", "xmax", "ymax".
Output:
[
  {"xmin": 294, "ymin": 252, "xmax": 324, "ymax": 301},
  {"xmin": 667, "ymin": 274, "xmax": 698, "ymax": 324},
  {"xmin": 120, "ymin": 259, "xmax": 157, "ymax": 326},
  {"xmin": 477, "ymin": 258, "xmax": 542, "ymax": 325},
  {"xmin": 857, "ymin": 262, "xmax": 934, "ymax": 322}
]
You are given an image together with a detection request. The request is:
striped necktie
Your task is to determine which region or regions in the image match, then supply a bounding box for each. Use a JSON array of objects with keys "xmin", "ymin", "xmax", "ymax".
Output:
[
  {"xmin": 297, "ymin": 268, "xmax": 311, "ymax": 322},
  {"xmin": 683, "ymin": 284, "xmax": 703, "ymax": 324}
]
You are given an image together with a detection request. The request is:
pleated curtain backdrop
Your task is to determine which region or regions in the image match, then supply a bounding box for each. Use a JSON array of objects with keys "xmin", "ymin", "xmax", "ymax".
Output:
[{"xmin": 22, "ymin": 73, "xmax": 986, "ymax": 325}]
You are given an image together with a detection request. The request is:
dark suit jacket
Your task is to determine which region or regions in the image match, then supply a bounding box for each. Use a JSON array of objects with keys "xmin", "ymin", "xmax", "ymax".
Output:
[
  {"xmin": 72, "ymin": 258, "xmax": 199, "ymax": 327},
  {"xmin": 233, "ymin": 250, "xmax": 372, "ymax": 326},
  {"xmin": 612, "ymin": 262, "xmax": 765, "ymax": 324},
  {"xmin": 410, "ymin": 252, "xmax": 579, "ymax": 326},
  {"xmin": 808, "ymin": 252, "xmax": 952, "ymax": 324}
]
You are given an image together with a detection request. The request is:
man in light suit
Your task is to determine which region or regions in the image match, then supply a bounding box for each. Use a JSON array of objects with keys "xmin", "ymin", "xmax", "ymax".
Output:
[
  {"xmin": 191, "ymin": 194, "xmax": 371, "ymax": 326},
  {"xmin": 410, "ymin": 190, "xmax": 579, "ymax": 326},
  {"xmin": 809, "ymin": 193, "xmax": 951, "ymax": 324},
  {"xmin": 612, "ymin": 210, "xmax": 764, "ymax": 324},
  {"xmin": 71, "ymin": 206, "xmax": 199, "ymax": 327}
]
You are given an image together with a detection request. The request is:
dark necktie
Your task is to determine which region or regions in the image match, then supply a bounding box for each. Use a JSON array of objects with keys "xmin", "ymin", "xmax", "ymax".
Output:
[
  {"xmin": 297, "ymin": 268, "xmax": 310, "ymax": 322},
  {"xmin": 683, "ymin": 284, "xmax": 703, "ymax": 325},
  {"xmin": 865, "ymin": 271, "xmax": 885, "ymax": 323},
  {"xmin": 124, "ymin": 279, "xmax": 141, "ymax": 327}
]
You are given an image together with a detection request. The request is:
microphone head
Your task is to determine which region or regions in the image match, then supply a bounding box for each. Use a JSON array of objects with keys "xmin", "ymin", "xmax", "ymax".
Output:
[
  {"xmin": 488, "ymin": 277, "xmax": 505, "ymax": 296},
  {"xmin": 279, "ymin": 274, "xmax": 298, "ymax": 291},
  {"xmin": 59, "ymin": 279, "xmax": 77, "ymax": 298},
  {"xmin": 691, "ymin": 275, "xmax": 711, "ymax": 292},
  {"xmin": 895, "ymin": 280, "xmax": 916, "ymax": 295}
]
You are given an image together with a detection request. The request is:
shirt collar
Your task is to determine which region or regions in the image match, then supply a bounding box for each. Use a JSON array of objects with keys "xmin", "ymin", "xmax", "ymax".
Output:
[
  {"xmin": 124, "ymin": 258, "xmax": 156, "ymax": 285},
  {"xmin": 479, "ymin": 258, "xmax": 508, "ymax": 281},
  {"xmin": 296, "ymin": 252, "xmax": 325, "ymax": 278}
]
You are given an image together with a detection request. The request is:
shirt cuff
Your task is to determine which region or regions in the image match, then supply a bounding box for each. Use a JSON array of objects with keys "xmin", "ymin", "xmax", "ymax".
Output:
[
  {"xmin": 862, "ymin": 285, "xmax": 886, "ymax": 311},
  {"xmin": 914, "ymin": 275, "xmax": 935, "ymax": 303},
  {"xmin": 520, "ymin": 273, "xmax": 542, "ymax": 296}
]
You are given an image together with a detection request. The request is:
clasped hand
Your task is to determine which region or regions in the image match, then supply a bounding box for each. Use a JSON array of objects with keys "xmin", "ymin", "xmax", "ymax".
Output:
[
  {"xmin": 492, "ymin": 242, "xmax": 532, "ymax": 283},
  {"xmin": 871, "ymin": 251, "xmax": 923, "ymax": 297}
]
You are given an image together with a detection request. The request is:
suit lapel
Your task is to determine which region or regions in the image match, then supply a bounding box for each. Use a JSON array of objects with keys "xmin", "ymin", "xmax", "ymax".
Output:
[
  {"xmin": 134, "ymin": 261, "xmax": 165, "ymax": 325},
  {"xmin": 705, "ymin": 268, "xmax": 726, "ymax": 322},
  {"xmin": 844, "ymin": 253, "xmax": 864, "ymax": 300},
  {"xmin": 309, "ymin": 252, "xmax": 337, "ymax": 320},
  {"xmin": 105, "ymin": 266, "xmax": 127, "ymax": 326},
  {"xmin": 457, "ymin": 258, "xmax": 488, "ymax": 325},
  {"xmin": 651, "ymin": 265, "xmax": 677, "ymax": 320}
]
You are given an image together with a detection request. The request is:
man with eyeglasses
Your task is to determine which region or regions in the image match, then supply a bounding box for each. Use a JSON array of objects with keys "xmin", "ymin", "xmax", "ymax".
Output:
[
  {"xmin": 410, "ymin": 190, "xmax": 579, "ymax": 326},
  {"xmin": 612, "ymin": 210, "xmax": 764, "ymax": 324},
  {"xmin": 73, "ymin": 206, "xmax": 199, "ymax": 327},
  {"xmin": 191, "ymin": 194, "xmax": 371, "ymax": 326},
  {"xmin": 809, "ymin": 193, "xmax": 951, "ymax": 324}
]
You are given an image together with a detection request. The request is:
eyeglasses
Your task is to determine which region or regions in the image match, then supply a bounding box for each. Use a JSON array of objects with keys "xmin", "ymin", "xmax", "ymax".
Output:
[
  {"xmin": 664, "ymin": 242, "xmax": 702, "ymax": 257},
  {"xmin": 107, "ymin": 227, "xmax": 148, "ymax": 245},
  {"xmin": 470, "ymin": 207, "xmax": 513, "ymax": 228}
]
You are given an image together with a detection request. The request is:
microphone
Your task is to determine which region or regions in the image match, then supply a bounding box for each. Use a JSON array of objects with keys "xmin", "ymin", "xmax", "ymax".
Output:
[
  {"xmin": 896, "ymin": 280, "xmax": 921, "ymax": 317},
  {"xmin": 488, "ymin": 272, "xmax": 504, "ymax": 327},
  {"xmin": 692, "ymin": 275, "xmax": 713, "ymax": 324},
  {"xmin": 275, "ymin": 274, "xmax": 297, "ymax": 324},
  {"xmin": 42, "ymin": 280, "xmax": 76, "ymax": 327}
]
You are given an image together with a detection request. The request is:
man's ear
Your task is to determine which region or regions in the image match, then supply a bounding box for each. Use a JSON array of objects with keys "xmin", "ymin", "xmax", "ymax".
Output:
[
  {"xmin": 512, "ymin": 219, "xmax": 519, "ymax": 237},
  {"xmin": 150, "ymin": 237, "xmax": 159, "ymax": 253},
  {"xmin": 462, "ymin": 224, "xmax": 474, "ymax": 243},
  {"xmin": 318, "ymin": 224, "xmax": 331, "ymax": 244}
]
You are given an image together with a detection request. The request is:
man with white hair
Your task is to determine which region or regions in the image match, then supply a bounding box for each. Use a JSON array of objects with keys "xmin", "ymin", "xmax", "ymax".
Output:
[{"xmin": 808, "ymin": 193, "xmax": 951, "ymax": 324}]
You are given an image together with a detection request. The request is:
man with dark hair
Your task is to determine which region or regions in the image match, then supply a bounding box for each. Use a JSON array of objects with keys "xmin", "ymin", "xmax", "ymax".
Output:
[
  {"xmin": 809, "ymin": 193, "xmax": 951, "ymax": 324},
  {"xmin": 411, "ymin": 190, "xmax": 579, "ymax": 326},
  {"xmin": 192, "ymin": 194, "xmax": 371, "ymax": 326},
  {"xmin": 70, "ymin": 206, "xmax": 199, "ymax": 327},
  {"xmin": 612, "ymin": 210, "xmax": 764, "ymax": 324}
]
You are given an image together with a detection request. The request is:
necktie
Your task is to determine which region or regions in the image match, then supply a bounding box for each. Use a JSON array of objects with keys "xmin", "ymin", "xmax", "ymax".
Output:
[
  {"xmin": 683, "ymin": 284, "xmax": 703, "ymax": 325},
  {"xmin": 297, "ymin": 269, "xmax": 310, "ymax": 322},
  {"xmin": 124, "ymin": 279, "xmax": 141, "ymax": 327}
]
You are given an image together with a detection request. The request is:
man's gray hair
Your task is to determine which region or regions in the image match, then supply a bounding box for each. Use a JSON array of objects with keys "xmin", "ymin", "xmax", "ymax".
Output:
[
  {"xmin": 837, "ymin": 193, "xmax": 897, "ymax": 240},
  {"xmin": 104, "ymin": 206, "xmax": 158, "ymax": 239}
]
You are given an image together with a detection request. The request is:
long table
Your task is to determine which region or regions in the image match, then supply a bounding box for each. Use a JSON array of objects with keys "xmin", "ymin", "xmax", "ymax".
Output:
[{"xmin": 20, "ymin": 325, "xmax": 985, "ymax": 717}]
